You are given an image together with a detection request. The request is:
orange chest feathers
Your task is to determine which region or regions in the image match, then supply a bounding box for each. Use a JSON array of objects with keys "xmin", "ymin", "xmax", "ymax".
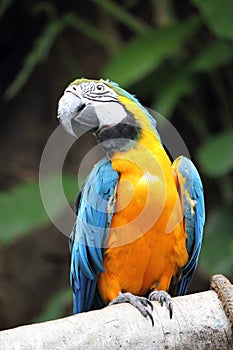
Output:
[{"xmin": 97, "ymin": 148, "xmax": 188, "ymax": 303}]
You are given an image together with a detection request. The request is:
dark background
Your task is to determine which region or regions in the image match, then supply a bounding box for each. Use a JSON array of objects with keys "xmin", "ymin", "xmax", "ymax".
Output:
[{"xmin": 0, "ymin": 0, "xmax": 232, "ymax": 330}]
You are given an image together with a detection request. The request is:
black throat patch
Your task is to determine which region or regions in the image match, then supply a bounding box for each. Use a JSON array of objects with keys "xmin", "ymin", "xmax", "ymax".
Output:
[{"xmin": 95, "ymin": 114, "xmax": 141, "ymax": 154}]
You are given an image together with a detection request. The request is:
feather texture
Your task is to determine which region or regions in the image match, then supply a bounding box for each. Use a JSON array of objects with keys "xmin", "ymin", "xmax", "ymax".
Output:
[
  {"xmin": 171, "ymin": 156, "xmax": 205, "ymax": 295},
  {"xmin": 62, "ymin": 78, "xmax": 205, "ymax": 313},
  {"xmin": 70, "ymin": 157, "xmax": 119, "ymax": 312}
]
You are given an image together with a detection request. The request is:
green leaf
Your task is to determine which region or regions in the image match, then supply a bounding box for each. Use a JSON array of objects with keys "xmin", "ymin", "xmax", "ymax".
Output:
[
  {"xmin": 34, "ymin": 288, "xmax": 72, "ymax": 322},
  {"xmin": 103, "ymin": 17, "xmax": 200, "ymax": 87},
  {"xmin": 64, "ymin": 13, "xmax": 117, "ymax": 53},
  {"xmin": 199, "ymin": 204, "xmax": 233, "ymax": 276},
  {"xmin": 90, "ymin": 0, "xmax": 149, "ymax": 34},
  {"xmin": 192, "ymin": 0, "xmax": 233, "ymax": 40},
  {"xmin": 0, "ymin": 175, "xmax": 78, "ymax": 245},
  {"xmin": 0, "ymin": 181, "xmax": 48, "ymax": 244},
  {"xmin": 153, "ymin": 40, "xmax": 233, "ymax": 117},
  {"xmin": 0, "ymin": 0, "xmax": 12, "ymax": 17},
  {"xmin": 155, "ymin": 70, "xmax": 194, "ymax": 117},
  {"xmin": 197, "ymin": 130, "xmax": 233, "ymax": 177},
  {"xmin": 4, "ymin": 19, "xmax": 64, "ymax": 99},
  {"xmin": 63, "ymin": 174, "xmax": 79, "ymax": 200},
  {"xmin": 190, "ymin": 40, "xmax": 233, "ymax": 73}
]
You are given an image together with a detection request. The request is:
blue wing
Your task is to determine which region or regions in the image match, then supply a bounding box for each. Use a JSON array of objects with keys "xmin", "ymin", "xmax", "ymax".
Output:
[
  {"xmin": 70, "ymin": 157, "xmax": 119, "ymax": 313},
  {"xmin": 171, "ymin": 156, "xmax": 205, "ymax": 296}
]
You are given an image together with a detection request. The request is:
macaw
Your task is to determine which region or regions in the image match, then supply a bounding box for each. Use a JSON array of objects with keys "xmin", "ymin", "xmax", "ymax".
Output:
[{"xmin": 57, "ymin": 78, "xmax": 205, "ymax": 325}]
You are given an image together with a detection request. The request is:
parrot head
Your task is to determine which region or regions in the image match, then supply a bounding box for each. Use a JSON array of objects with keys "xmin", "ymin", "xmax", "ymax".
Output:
[{"xmin": 57, "ymin": 78, "xmax": 157, "ymax": 152}]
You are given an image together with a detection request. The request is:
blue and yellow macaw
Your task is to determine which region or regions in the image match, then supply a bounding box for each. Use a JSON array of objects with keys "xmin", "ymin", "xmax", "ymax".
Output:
[{"xmin": 57, "ymin": 78, "xmax": 205, "ymax": 324}]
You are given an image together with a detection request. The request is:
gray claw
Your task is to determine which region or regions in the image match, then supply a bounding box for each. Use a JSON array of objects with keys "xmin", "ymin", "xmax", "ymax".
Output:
[
  {"xmin": 136, "ymin": 295, "xmax": 153, "ymax": 311},
  {"xmin": 109, "ymin": 292, "xmax": 154, "ymax": 326},
  {"xmin": 168, "ymin": 301, "xmax": 173, "ymax": 319},
  {"xmin": 145, "ymin": 309, "xmax": 154, "ymax": 327},
  {"xmin": 148, "ymin": 290, "xmax": 173, "ymax": 319}
]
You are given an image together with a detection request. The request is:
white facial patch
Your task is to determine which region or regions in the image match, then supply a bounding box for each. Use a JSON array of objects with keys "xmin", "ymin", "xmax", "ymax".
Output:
[{"xmin": 94, "ymin": 102, "xmax": 127, "ymax": 127}]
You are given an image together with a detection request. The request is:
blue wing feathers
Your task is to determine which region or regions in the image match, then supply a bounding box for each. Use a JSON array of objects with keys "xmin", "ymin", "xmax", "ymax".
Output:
[
  {"xmin": 173, "ymin": 156, "xmax": 205, "ymax": 295},
  {"xmin": 78, "ymin": 244, "xmax": 95, "ymax": 278},
  {"xmin": 70, "ymin": 157, "xmax": 119, "ymax": 313}
]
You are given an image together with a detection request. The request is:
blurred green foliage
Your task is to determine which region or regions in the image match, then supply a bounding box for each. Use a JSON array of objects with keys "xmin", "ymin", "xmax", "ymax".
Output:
[
  {"xmin": 192, "ymin": 0, "xmax": 233, "ymax": 40},
  {"xmin": 34, "ymin": 288, "xmax": 72, "ymax": 323},
  {"xmin": 103, "ymin": 16, "xmax": 201, "ymax": 87},
  {"xmin": 200, "ymin": 204, "xmax": 233, "ymax": 276},
  {"xmin": 197, "ymin": 130, "xmax": 233, "ymax": 178},
  {"xmin": 0, "ymin": 0, "xmax": 232, "ymax": 323},
  {"xmin": 0, "ymin": 175, "xmax": 78, "ymax": 245}
]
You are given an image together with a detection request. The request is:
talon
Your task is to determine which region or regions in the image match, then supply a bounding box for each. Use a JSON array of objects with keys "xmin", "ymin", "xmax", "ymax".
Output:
[
  {"xmin": 159, "ymin": 295, "xmax": 164, "ymax": 307},
  {"xmin": 109, "ymin": 292, "xmax": 154, "ymax": 326},
  {"xmin": 148, "ymin": 290, "xmax": 173, "ymax": 319},
  {"xmin": 168, "ymin": 301, "xmax": 173, "ymax": 319},
  {"xmin": 148, "ymin": 299, "xmax": 153, "ymax": 311},
  {"xmin": 137, "ymin": 296, "xmax": 153, "ymax": 311},
  {"xmin": 146, "ymin": 309, "xmax": 154, "ymax": 327}
]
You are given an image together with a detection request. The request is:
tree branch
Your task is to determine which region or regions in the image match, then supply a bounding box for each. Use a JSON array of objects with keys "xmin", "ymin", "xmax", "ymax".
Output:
[{"xmin": 0, "ymin": 275, "xmax": 232, "ymax": 349}]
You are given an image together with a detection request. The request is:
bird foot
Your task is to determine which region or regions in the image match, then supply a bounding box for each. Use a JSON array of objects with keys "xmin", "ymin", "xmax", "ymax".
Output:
[
  {"xmin": 148, "ymin": 290, "xmax": 173, "ymax": 319},
  {"xmin": 109, "ymin": 292, "xmax": 154, "ymax": 326}
]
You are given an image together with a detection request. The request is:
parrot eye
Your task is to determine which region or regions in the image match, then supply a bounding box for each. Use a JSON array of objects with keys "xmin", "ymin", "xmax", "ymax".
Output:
[{"xmin": 96, "ymin": 84, "xmax": 105, "ymax": 92}]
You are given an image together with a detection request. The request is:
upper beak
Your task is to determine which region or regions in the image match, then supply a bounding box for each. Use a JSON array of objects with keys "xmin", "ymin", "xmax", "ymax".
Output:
[{"xmin": 57, "ymin": 86, "xmax": 99, "ymax": 137}]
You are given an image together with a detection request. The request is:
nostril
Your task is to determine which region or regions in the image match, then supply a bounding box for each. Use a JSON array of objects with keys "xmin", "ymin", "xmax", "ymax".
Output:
[{"xmin": 65, "ymin": 85, "xmax": 78, "ymax": 94}]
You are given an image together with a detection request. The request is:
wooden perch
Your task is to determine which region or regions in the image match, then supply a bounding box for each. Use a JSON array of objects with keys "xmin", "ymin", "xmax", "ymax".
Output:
[{"xmin": 0, "ymin": 275, "xmax": 232, "ymax": 349}]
